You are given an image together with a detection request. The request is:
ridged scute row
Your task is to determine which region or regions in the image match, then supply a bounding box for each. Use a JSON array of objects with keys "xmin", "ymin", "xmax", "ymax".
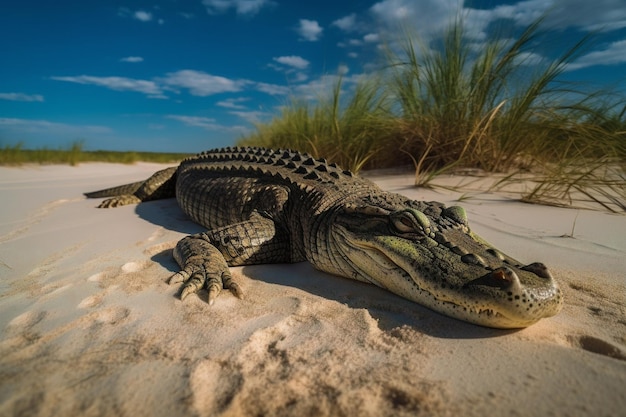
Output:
[{"xmin": 183, "ymin": 146, "xmax": 355, "ymax": 184}]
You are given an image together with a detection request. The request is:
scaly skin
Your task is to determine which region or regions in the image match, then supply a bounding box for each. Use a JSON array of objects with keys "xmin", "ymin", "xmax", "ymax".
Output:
[{"xmin": 85, "ymin": 147, "xmax": 563, "ymax": 328}]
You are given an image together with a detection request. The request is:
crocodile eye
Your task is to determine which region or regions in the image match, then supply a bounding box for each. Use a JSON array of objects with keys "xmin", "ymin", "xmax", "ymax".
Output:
[
  {"xmin": 401, "ymin": 217, "xmax": 413, "ymax": 227},
  {"xmin": 391, "ymin": 213, "xmax": 414, "ymax": 233},
  {"xmin": 391, "ymin": 210, "xmax": 431, "ymax": 234}
]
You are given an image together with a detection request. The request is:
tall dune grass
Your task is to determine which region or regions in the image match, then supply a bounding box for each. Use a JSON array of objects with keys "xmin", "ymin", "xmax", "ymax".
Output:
[
  {"xmin": 241, "ymin": 16, "xmax": 625, "ymax": 210},
  {"xmin": 240, "ymin": 75, "xmax": 394, "ymax": 172},
  {"xmin": 389, "ymin": 18, "xmax": 586, "ymax": 171}
]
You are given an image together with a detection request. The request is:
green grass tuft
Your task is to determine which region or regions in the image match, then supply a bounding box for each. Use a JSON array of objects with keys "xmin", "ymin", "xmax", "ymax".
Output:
[
  {"xmin": 239, "ymin": 75, "xmax": 394, "ymax": 172},
  {"xmin": 0, "ymin": 141, "xmax": 191, "ymax": 166}
]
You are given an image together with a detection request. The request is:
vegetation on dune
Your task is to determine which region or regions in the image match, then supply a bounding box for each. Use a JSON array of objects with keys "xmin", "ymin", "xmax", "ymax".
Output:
[
  {"xmin": 239, "ymin": 75, "xmax": 394, "ymax": 173},
  {"xmin": 240, "ymin": 16, "xmax": 625, "ymax": 211},
  {"xmin": 2, "ymin": 16, "xmax": 624, "ymax": 211},
  {"xmin": 0, "ymin": 141, "xmax": 190, "ymax": 166}
]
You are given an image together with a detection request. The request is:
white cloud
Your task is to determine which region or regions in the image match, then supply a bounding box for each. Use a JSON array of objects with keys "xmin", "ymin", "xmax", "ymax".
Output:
[
  {"xmin": 370, "ymin": 0, "xmax": 461, "ymax": 35},
  {"xmin": 118, "ymin": 8, "xmax": 163, "ymax": 24},
  {"xmin": 202, "ymin": 0, "xmax": 275, "ymax": 16},
  {"xmin": 120, "ymin": 56, "xmax": 144, "ymax": 63},
  {"xmin": 51, "ymin": 75, "xmax": 164, "ymax": 97},
  {"xmin": 371, "ymin": 0, "xmax": 414, "ymax": 21},
  {"xmin": 254, "ymin": 82, "xmax": 290, "ymax": 95},
  {"xmin": 0, "ymin": 92, "xmax": 44, "ymax": 102},
  {"xmin": 134, "ymin": 10, "xmax": 152, "ymax": 22},
  {"xmin": 273, "ymin": 55, "xmax": 310, "ymax": 69},
  {"xmin": 514, "ymin": 51, "xmax": 548, "ymax": 66},
  {"xmin": 50, "ymin": 70, "xmax": 295, "ymax": 100},
  {"xmin": 421, "ymin": 0, "xmax": 624, "ymax": 44},
  {"xmin": 332, "ymin": 14, "xmax": 358, "ymax": 32},
  {"xmin": 363, "ymin": 33, "xmax": 379, "ymax": 43},
  {"xmin": 166, "ymin": 115, "xmax": 220, "ymax": 129},
  {"xmin": 229, "ymin": 110, "xmax": 270, "ymax": 124},
  {"xmin": 292, "ymin": 74, "xmax": 341, "ymax": 100},
  {"xmin": 167, "ymin": 115, "xmax": 250, "ymax": 133},
  {"xmin": 292, "ymin": 72, "xmax": 309, "ymax": 82},
  {"xmin": 160, "ymin": 70, "xmax": 248, "ymax": 96},
  {"xmin": 291, "ymin": 71, "xmax": 365, "ymax": 101},
  {"xmin": 217, "ymin": 97, "xmax": 250, "ymax": 109},
  {"xmin": 0, "ymin": 118, "xmax": 112, "ymax": 134},
  {"xmin": 297, "ymin": 19, "xmax": 323, "ymax": 41},
  {"xmin": 269, "ymin": 56, "xmax": 310, "ymax": 82},
  {"xmin": 320, "ymin": 0, "xmax": 624, "ymax": 79},
  {"xmin": 483, "ymin": 0, "xmax": 626, "ymax": 32},
  {"xmin": 566, "ymin": 39, "xmax": 626, "ymax": 71}
]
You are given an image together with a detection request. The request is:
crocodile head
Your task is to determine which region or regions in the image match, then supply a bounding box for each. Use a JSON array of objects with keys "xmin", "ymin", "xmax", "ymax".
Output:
[{"xmin": 330, "ymin": 202, "xmax": 563, "ymax": 328}]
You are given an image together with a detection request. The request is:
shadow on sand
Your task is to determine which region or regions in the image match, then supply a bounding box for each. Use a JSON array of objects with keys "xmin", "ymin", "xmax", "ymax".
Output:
[{"xmin": 137, "ymin": 198, "xmax": 518, "ymax": 340}]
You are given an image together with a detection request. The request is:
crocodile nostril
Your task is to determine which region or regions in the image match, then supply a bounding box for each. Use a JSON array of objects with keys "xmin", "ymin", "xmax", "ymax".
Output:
[
  {"xmin": 486, "ymin": 248, "xmax": 504, "ymax": 260},
  {"xmin": 461, "ymin": 253, "xmax": 486, "ymax": 267},
  {"xmin": 467, "ymin": 267, "xmax": 520, "ymax": 289},
  {"xmin": 451, "ymin": 246, "xmax": 467, "ymax": 255},
  {"xmin": 521, "ymin": 262, "xmax": 553, "ymax": 279}
]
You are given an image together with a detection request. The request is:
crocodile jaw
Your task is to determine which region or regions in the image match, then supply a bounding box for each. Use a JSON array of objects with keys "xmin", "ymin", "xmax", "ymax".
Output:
[{"xmin": 333, "ymin": 226, "xmax": 563, "ymax": 329}]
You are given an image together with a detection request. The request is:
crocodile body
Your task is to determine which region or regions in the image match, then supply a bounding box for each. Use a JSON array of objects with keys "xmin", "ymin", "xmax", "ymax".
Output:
[{"xmin": 85, "ymin": 147, "xmax": 563, "ymax": 328}]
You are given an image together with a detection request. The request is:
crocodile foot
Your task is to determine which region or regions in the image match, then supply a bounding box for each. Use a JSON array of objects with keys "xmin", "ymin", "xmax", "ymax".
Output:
[
  {"xmin": 169, "ymin": 235, "xmax": 244, "ymax": 304},
  {"xmin": 97, "ymin": 195, "xmax": 142, "ymax": 208}
]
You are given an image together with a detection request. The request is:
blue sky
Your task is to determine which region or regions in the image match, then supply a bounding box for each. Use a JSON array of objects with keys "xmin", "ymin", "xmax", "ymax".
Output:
[{"xmin": 1, "ymin": 0, "xmax": 625, "ymax": 153}]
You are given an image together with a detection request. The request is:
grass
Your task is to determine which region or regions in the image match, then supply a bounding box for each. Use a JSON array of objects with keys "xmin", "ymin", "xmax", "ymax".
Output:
[
  {"xmin": 0, "ymin": 141, "xmax": 190, "ymax": 166},
  {"xmin": 239, "ymin": 75, "xmax": 394, "ymax": 172},
  {"xmin": 491, "ymin": 159, "xmax": 626, "ymax": 213},
  {"xmin": 240, "ymin": 15, "xmax": 626, "ymax": 212},
  {"xmin": 3, "ymin": 15, "xmax": 624, "ymax": 212}
]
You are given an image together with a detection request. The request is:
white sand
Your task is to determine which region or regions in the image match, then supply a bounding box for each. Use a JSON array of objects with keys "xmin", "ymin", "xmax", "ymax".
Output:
[{"xmin": 0, "ymin": 163, "xmax": 624, "ymax": 417}]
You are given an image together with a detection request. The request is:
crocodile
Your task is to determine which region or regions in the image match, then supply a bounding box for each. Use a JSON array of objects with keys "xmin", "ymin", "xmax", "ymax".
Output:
[{"xmin": 85, "ymin": 146, "xmax": 563, "ymax": 328}]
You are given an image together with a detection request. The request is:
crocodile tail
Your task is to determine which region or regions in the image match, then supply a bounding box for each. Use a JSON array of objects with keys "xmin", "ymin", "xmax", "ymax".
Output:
[
  {"xmin": 84, "ymin": 166, "xmax": 178, "ymax": 201},
  {"xmin": 84, "ymin": 181, "xmax": 145, "ymax": 198}
]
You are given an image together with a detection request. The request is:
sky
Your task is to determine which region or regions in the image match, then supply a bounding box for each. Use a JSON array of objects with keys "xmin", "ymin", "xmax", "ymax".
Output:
[{"xmin": 1, "ymin": 0, "xmax": 626, "ymax": 153}]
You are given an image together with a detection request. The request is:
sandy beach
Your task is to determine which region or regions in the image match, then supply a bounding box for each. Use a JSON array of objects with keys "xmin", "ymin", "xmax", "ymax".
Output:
[{"xmin": 1, "ymin": 162, "xmax": 625, "ymax": 417}]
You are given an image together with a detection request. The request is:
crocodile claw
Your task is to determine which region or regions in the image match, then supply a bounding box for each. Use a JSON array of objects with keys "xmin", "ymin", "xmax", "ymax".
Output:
[
  {"xmin": 168, "ymin": 270, "xmax": 190, "ymax": 285},
  {"xmin": 170, "ymin": 266, "xmax": 244, "ymax": 303}
]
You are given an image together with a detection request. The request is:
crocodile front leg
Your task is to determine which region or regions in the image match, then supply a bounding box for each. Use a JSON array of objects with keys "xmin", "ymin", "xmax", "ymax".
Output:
[
  {"xmin": 169, "ymin": 213, "xmax": 291, "ymax": 304},
  {"xmin": 170, "ymin": 235, "xmax": 243, "ymax": 304}
]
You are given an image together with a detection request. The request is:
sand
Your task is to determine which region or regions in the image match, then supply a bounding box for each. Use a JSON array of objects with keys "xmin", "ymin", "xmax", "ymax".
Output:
[{"xmin": 0, "ymin": 162, "xmax": 624, "ymax": 417}]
